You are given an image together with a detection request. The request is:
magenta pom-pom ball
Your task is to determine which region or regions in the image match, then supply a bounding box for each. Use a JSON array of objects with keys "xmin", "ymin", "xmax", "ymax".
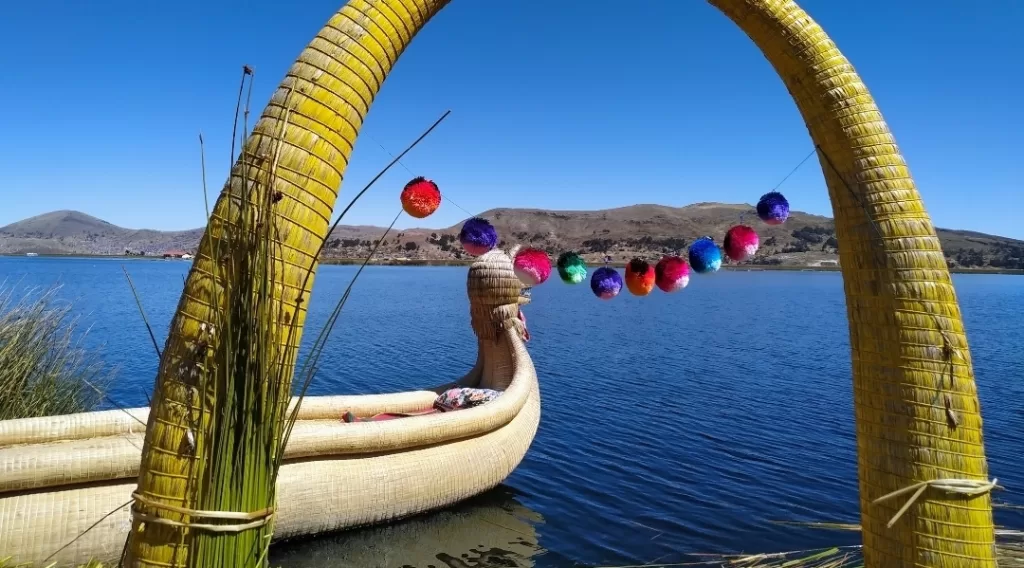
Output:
[
  {"xmin": 654, "ymin": 255, "xmax": 690, "ymax": 293},
  {"xmin": 513, "ymin": 248, "xmax": 552, "ymax": 286},
  {"xmin": 724, "ymin": 225, "xmax": 760, "ymax": 262}
]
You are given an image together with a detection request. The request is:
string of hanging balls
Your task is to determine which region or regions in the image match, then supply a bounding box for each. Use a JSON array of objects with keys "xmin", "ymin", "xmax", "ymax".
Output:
[{"xmin": 400, "ymin": 177, "xmax": 790, "ymax": 300}]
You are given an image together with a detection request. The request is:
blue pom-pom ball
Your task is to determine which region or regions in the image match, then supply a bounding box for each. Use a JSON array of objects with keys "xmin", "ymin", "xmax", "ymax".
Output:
[{"xmin": 688, "ymin": 236, "xmax": 722, "ymax": 274}]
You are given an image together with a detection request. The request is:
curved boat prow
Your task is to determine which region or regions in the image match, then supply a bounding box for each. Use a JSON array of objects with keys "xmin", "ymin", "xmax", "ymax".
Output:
[{"xmin": 0, "ymin": 248, "xmax": 541, "ymax": 566}]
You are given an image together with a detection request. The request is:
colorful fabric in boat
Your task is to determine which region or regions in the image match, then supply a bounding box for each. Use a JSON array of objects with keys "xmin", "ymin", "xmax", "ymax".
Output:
[
  {"xmin": 433, "ymin": 387, "xmax": 502, "ymax": 411},
  {"xmin": 342, "ymin": 409, "xmax": 437, "ymax": 423}
]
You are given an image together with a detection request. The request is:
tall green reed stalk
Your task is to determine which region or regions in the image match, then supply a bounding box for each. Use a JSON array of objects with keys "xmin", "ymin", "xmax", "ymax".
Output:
[
  {"xmin": 0, "ymin": 284, "xmax": 112, "ymax": 420},
  {"xmin": 125, "ymin": 64, "xmax": 448, "ymax": 567},
  {"xmin": 186, "ymin": 127, "xmax": 291, "ymax": 566}
]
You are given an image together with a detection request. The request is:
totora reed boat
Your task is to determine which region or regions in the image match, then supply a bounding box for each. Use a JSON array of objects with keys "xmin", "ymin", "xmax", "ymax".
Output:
[{"xmin": 0, "ymin": 248, "xmax": 541, "ymax": 566}]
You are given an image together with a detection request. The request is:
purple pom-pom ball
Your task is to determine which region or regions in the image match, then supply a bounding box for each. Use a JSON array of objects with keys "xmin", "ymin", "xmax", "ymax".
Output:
[
  {"xmin": 590, "ymin": 266, "xmax": 623, "ymax": 300},
  {"xmin": 459, "ymin": 217, "xmax": 498, "ymax": 256},
  {"xmin": 756, "ymin": 191, "xmax": 790, "ymax": 225}
]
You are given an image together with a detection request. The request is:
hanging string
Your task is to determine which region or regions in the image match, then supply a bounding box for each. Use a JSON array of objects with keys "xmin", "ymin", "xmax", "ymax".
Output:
[
  {"xmin": 372, "ymin": 137, "xmax": 821, "ymax": 265},
  {"xmin": 771, "ymin": 146, "xmax": 819, "ymax": 191},
  {"xmin": 733, "ymin": 146, "xmax": 818, "ymax": 228},
  {"xmin": 367, "ymin": 132, "xmax": 477, "ymax": 220},
  {"xmin": 442, "ymin": 195, "xmax": 476, "ymax": 220}
]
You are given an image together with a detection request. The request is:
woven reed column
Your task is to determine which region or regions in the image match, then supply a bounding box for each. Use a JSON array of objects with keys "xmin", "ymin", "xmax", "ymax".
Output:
[
  {"xmin": 708, "ymin": 2, "xmax": 995, "ymax": 566},
  {"xmin": 126, "ymin": 1, "xmax": 451, "ymax": 565}
]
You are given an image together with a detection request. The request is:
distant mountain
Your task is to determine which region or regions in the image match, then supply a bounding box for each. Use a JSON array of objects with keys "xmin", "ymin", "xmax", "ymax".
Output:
[
  {"xmin": 0, "ymin": 210, "xmax": 203, "ymax": 256},
  {"xmin": 2, "ymin": 205, "xmax": 1022, "ymax": 269}
]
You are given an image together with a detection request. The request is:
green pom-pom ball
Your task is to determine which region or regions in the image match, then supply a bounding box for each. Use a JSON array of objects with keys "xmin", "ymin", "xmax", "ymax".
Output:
[{"xmin": 556, "ymin": 251, "xmax": 588, "ymax": 284}]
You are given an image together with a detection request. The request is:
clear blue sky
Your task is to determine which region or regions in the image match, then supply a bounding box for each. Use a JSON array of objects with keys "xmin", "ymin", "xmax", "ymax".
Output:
[{"xmin": 2, "ymin": 0, "xmax": 1021, "ymax": 238}]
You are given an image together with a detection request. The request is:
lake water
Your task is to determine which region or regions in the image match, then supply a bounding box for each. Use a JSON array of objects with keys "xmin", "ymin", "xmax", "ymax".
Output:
[{"xmin": 1, "ymin": 257, "xmax": 1021, "ymax": 567}]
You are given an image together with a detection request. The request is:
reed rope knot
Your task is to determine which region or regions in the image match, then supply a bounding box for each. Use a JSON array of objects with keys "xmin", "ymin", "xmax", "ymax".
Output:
[
  {"xmin": 873, "ymin": 478, "xmax": 998, "ymax": 528},
  {"xmin": 131, "ymin": 492, "xmax": 276, "ymax": 533}
]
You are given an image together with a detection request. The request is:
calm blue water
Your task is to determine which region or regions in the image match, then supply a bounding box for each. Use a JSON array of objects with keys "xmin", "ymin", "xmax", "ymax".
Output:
[{"xmin": 2, "ymin": 257, "xmax": 1021, "ymax": 567}]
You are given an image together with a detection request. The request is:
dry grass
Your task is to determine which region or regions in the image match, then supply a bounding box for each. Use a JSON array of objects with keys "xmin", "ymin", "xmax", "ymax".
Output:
[
  {"xmin": 0, "ymin": 558, "xmax": 105, "ymax": 568},
  {"xmin": 592, "ymin": 527, "xmax": 1024, "ymax": 567},
  {"xmin": 592, "ymin": 546, "xmax": 862, "ymax": 568},
  {"xmin": 996, "ymin": 531, "xmax": 1024, "ymax": 565}
]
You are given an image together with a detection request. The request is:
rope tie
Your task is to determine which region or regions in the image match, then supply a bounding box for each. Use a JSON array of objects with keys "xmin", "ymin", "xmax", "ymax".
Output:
[
  {"xmin": 873, "ymin": 478, "xmax": 998, "ymax": 528},
  {"xmin": 131, "ymin": 492, "xmax": 276, "ymax": 533}
]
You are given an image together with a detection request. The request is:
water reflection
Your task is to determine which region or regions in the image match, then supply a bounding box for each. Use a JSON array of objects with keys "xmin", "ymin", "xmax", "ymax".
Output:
[{"xmin": 270, "ymin": 486, "xmax": 547, "ymax": 568}]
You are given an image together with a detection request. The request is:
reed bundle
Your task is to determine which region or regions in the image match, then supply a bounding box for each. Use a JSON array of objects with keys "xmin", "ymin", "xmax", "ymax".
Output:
[
  {"xmin": 186, "ymin": 115, "xmax": 295, "ymax": 566},
  {"xmin": 120, "ymin": 53, "xmax": 449, "ymax": 564},
  {"xmin": 123, "ymin": 77, "xmax": 303, "ymax": 567}
]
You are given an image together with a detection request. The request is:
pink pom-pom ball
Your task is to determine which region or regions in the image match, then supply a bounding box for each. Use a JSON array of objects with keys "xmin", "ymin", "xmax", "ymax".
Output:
[
  {"xmin": 724, "ymin": 225, "xmax": 760, "ymax": 262},
  {"xmin": 513, "ymin": 248, "xmax": 552, "ymax": 286}
]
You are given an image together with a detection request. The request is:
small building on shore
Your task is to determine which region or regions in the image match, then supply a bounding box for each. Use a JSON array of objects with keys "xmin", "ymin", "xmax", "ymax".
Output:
[{"xmin": 162, "ymin": 249, "xmax": 193, "ymax": 259}]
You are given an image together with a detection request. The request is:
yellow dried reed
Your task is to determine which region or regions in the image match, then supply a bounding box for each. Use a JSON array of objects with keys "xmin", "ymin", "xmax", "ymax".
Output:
[{"xmin": 124, "ymin": 58, "xmax": 449, "ymax": 565}]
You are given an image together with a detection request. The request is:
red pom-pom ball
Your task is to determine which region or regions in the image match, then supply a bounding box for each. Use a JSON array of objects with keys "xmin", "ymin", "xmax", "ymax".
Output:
[
  {"xmin": 400, "ymin": 176, "xmax": 441, "ymax": 218},
  {"xmin": 723, "ymin": 225, "xmax": 760, "ymax": 262},
  {"xmin": 624, "ymin": 258, "xmax": 656, "ymax": 296}
]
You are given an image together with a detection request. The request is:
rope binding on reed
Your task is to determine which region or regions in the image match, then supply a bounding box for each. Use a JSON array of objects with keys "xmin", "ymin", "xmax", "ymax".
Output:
[
  {"xmin": 872, "ymin": 478, "xmax": 1000, "ymax": 528},
  {"xmin": 131, "ymin": 492, "xmax": 276, "ymax": 533}
]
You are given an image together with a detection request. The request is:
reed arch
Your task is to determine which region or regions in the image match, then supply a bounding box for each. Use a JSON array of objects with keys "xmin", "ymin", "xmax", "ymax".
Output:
[{"xmin": 131, "ymin": 1, "xmax": 995, "ymax": 567}]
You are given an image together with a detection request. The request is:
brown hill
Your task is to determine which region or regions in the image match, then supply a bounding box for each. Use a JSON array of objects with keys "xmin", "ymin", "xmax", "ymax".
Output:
[
  {"xmin": 2, "ymin": 205, "xmax": 1022, "ymax": 269},
  {"xmin": 329, "ymin": 203, "xmax": 1023, "ymax": 269},
  {"xmin": 0, "ymin": 210, "xmax": 203, "ymax": 256}
]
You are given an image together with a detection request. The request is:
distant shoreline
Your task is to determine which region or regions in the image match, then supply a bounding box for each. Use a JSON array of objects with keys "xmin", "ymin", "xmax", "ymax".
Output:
[{"xmin": 3, "ymin": 253, "xmax": 1022, "ymax": 275}]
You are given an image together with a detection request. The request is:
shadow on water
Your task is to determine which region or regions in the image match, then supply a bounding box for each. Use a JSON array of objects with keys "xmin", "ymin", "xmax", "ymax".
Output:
[{"xmin": 270, "ymin": 485, "xmax": 575, "ymax": 568}]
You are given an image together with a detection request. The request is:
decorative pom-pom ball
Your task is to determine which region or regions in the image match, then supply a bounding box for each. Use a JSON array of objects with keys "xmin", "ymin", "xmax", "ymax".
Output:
[
  {"xmin": 756, "ymin": 191, "xmax": 790, "ymax": 225},
  {"xmin": 624, "ymin": 258, "xmax": 656, "ymax": 296},
  {"xmin": 556, "ymin": 251, "xmax": 587, "ymax": 284},
  {"xmin": 723, "ymin": 225, "xmax": 760, "ymax": 262},
  {"xmin": 513, "ymin": 247, "xmax": 552, "ymax": 286},
  {"xmin": 399, "ymin": 176, "xmax": 441, "ymax": 219},
  {"xmin": 654, "ymin": 255, "xmax": 690, "ymax": 292},
  {"xmin": 590, "ymin": 266, "xmax": 623, "ymax": 300},
  {"xmin": 459, "ymin": 217, "xmax": 498, "ymax": 256},
  {"xmin": 688, "ymin": 236, "xmax": 723, "ymax": 274}
]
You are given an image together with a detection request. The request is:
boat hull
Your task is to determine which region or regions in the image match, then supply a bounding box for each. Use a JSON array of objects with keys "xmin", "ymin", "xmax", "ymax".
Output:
[
  {"xmin": 0, "ymin": 382, "xmax": 539, "ymax": 566},
  {"xmin": 1, "ymin": 247, "xmax": 541, "ymax": 566}
]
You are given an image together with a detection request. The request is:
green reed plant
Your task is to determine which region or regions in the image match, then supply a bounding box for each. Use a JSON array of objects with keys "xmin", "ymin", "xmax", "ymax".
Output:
[
  {"xmin": 114, "ymin": 69, "xmax": 283, "ymax": 564},
  {"xmin": 0, "ymin": 284, "xmax": 111, "ymax": 420},
  {"xmin": 123, "ymin": 63, "xmax": 449, "ymax": 567},
  {"xmin": 182, "ymin": 144, "xmax": 294, "ymax": 566}
]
